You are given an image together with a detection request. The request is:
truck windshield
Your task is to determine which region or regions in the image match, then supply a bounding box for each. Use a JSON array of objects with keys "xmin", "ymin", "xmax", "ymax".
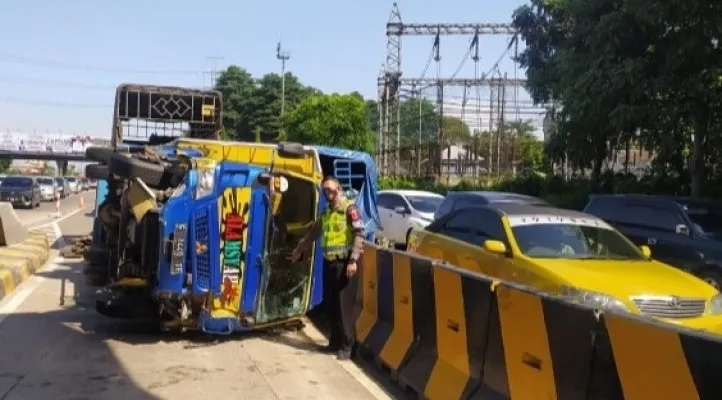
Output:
[
  {"xmin": 1, "ymin": 177, "xmax": 32, "ymax": 187},
  {"xmin": 113, "ymin": 84, "xmax": 223, "ymax": 147}
]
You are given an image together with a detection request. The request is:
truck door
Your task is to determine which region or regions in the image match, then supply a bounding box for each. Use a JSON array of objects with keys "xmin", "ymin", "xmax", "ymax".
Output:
[{"xmin": 253, "ymin": 174, "xmax": 318, "ymax": 326}]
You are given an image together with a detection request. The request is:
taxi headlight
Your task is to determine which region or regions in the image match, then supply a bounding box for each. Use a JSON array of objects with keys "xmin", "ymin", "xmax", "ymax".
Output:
[
  {"xmin": 194, "ymin": 168, "xmax": 215, "ymax": 199},
  {"xmin": 561, "ymin": 286, "xmax": 630, "ymax": 313},
  {"xmin": 708, "ymin": 293, "xmax": 722, "ymax": 315}
]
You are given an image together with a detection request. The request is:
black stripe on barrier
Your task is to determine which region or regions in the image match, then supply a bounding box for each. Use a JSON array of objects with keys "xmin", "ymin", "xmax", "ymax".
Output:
[
  {"xmin": 397, "ymin": 257, "xmax": 436, "ymax": 394},
  {"xmin": 364, "ymin": 249, "xmax": 394, "ymax": 356},
  {"xmin": 681, "ymin": 330, "xmax": 722, "ymax": 399},
  {"xmin": 541, "ymin": 295, "xmax": 600, "ymax": 400},
  {"xmin": 460, "ymin": 273, "xmax": 494, "ymax": 399},
  {"xmin": 587, "ymin": 317, "xmax": 624, "ymax": 399},
  {"xmin": 478, "ymin": 288, "xmax": 509, "ymax": 398}
]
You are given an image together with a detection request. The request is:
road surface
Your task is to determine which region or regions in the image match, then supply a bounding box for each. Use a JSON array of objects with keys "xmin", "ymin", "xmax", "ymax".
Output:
[{"xmin": 0, "ymin": 190, "xmax": 406, "ymax": 399}]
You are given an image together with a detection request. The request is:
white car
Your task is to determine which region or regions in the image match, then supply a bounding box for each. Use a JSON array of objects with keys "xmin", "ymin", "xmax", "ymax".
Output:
[
  {"xmin": 377, "ymin": 190, "xmax": 445, "ymax": 246},
  {"xmin": 36, "ymin": 176, "xmax": 60, "ymax": 201},
  {"xmin": 65, "ymin": 176, "xmax": 79, "ymax": 194}
]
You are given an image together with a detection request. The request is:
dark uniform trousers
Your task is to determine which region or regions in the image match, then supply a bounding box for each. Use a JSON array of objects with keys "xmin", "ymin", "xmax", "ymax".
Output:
[{"xmin": 323, "ymin": 255, "xmax": 359, "ymax": 350}]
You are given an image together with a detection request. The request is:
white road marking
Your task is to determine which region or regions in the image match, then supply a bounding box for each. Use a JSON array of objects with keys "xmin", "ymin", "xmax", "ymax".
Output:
[
  {"xmin": 26, "ymin": 203, "xmax": 89, "ymax": 230},
  {"xmin": 0, "ymin": 257, "xmax": 63, "ymax": 327}
]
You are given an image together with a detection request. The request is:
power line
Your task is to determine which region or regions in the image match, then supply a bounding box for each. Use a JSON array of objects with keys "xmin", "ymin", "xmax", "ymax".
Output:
[
  {"xmin": 0, "ymin": 97, "xmax": 110, "ymax": 108},
  {"xmin": 0, "ymin": 53, "xmax": 202, "ymax": 75},
  {"xmin": 0, "ymin": 73, "xmax": 116, "ymax": 90}
]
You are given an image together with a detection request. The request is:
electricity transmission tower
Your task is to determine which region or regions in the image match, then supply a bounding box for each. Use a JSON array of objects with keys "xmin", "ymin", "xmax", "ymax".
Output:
[
  {"xmin": 205, "ymin": 56, "xmax": 224, "ymax": 89},
  {"xmin": 378, "ymin": 2, "xmax": 536, "ymax": 179}
]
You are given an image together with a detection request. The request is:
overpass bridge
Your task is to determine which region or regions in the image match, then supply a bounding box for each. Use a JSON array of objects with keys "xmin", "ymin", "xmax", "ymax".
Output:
[{"xmin": 0, "ymin": 133, "xmax": 111, "ymax": 175}]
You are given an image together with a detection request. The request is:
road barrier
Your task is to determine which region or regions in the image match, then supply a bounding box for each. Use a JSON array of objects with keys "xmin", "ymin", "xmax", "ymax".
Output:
[{"xmin": 354, "ymin": 244, "xmax": 722, "ymax": 400}]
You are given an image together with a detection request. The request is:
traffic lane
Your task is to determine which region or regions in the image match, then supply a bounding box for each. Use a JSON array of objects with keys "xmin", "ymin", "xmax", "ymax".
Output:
[
  {"xmin": 0, "ymin": 259, "xmax": 391, "ymax": 400},
  {"xmin": 1, "ymin": 213, "xmax": 400, "ymax": 399},
  {"xmin": 15, "ymin": 190, "xmax": 96, "ymax": 228}
]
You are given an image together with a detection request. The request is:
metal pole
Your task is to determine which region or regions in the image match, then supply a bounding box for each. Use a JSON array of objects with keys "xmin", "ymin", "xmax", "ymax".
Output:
[{"xmin": 277, "ymin": 42, "xmax": 291, "ymax": 128}]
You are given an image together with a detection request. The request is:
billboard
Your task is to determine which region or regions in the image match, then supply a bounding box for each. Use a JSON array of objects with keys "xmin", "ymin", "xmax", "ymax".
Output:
[{"xmin": 0, "ymin": 133, "xmax": 101, "ymax": 153}]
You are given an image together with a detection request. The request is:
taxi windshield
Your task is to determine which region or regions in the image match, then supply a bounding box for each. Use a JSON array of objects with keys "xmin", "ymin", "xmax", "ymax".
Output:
[{"xmin": 511, "ymin": 223, "xmax": 646, "ymax": 260}]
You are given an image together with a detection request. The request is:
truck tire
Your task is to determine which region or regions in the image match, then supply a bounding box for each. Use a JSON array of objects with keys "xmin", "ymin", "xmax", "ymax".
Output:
[
  {"xmin": 85, "ymin": 164, "xmax": 109, "ymax": 180},
  {"xmin": 86, "ymin": 146, "xmax": 115, "ymax": 164},
  {"xmin": 108, "ymin": 153, "xmax": 166, "ymax": 187}
]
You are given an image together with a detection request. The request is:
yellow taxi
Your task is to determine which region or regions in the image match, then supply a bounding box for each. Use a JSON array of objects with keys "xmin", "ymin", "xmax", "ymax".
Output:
[{"xmin": 407, "ymin": 203, "xmax": 722, "ymax": 332}]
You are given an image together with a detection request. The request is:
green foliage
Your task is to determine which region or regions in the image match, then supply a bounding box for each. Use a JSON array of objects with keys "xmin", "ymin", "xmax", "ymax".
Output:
[
  {"xmin": 0, "ymin": 159, "xmax": 10, "ymax": 173},
  {"xmin": 284, "ymin": 94, "xmax": 375, "ymax": 153},
  {"xmin": 512, "ymin": 0, "xmax": 722, "ymax": 197}
]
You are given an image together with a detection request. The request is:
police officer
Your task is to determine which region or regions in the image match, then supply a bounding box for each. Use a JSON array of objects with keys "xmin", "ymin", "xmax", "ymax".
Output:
[{"xmin": 289, "ymin": 175, "xmax": 364, "ymax": 359}]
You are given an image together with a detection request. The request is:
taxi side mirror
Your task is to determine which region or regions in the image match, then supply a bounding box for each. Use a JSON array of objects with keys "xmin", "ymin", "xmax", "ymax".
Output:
[
  {"xmin": 483, "ymin": 239, "xmax": 507, "ymax": 255},
  {"xmin": 639, "ymin": 245, "xmax": 652, "ymax": 258}
]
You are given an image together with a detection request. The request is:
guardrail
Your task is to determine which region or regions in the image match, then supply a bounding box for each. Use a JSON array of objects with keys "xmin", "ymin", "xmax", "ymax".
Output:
[{"xmin": 353, "ymin": 245, "xmax": 722, "ymax": 399}]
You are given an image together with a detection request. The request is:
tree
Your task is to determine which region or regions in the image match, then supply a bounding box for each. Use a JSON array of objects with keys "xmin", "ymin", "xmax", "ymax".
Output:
[
  {"xmin": 214, "ymin": 66, "xmax": 257, "ymax": 141},
  {"xmin": 441, "ymin": 116, "xmax": 471, "ymax": 144},
  {"xmin": 0, "ymin": 159, "xmax": 10, "ymax": 173},
  {"xmin": 252, "ymin": 72, "xmax": 319, "ymax": 141},
  {"xmin": 284, "ymin": 94, "xmax": 374, "ymax": 153},
  {"xmin": 512, "ymin": 0, "xmax": 722, "ymax": 196}
]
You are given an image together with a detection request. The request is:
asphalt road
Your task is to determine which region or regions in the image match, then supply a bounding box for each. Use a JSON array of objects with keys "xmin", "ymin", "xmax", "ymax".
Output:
[
  {"xmin": 0, "ymin": 199, "xmax": 406, "ymax": 399},
  {"xmin": 13, "ymin": 189, "xmax": 96, "ymax": 229}
]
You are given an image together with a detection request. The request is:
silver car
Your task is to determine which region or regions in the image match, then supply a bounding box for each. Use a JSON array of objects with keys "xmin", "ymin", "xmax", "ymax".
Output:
[{"xmin": 37, "ymin": 176, "xmax": 59, "ymax": 201}]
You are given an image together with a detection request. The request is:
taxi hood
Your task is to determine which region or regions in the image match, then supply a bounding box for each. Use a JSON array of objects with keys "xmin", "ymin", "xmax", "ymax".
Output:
[{"xmin": 535, "ymin": 258, "xmax": 718, "ymax": 299}]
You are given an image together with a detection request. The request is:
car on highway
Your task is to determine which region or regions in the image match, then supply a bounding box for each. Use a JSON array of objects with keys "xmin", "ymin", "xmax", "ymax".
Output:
[
  {"xmin": 65, "ymin": 176, "xmax": 80, "ymax": 194},
  {"xmin": 54, "ymin": 177, "xmax": 69, "ymax": 198},
  {"xmin": 433, "ymin": 190, "xmax": 549, "ymax": 220},
  {"xmin": 377, "ymin": 190, "xmax": 444, "ymax": 247},
  {"xmin": 36, "ymin": 176, "xmax": 60, "ymax": 201},
  {"xmin": 584, "ymin": 194, "xmax": 722, "ymax": 290},
  {"xmin": 0, "ymin": 175, "xmax": 41, "ymax": 208},
  {"xmin": 406, "ymin": 203, "xmax": 722, "ymax": 333}
]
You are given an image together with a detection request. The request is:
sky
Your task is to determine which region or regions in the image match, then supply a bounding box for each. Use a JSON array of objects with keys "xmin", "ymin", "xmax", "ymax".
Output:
[{"xmin": 0, "ymin": 0, "xmax": 531, "ymax": 139}]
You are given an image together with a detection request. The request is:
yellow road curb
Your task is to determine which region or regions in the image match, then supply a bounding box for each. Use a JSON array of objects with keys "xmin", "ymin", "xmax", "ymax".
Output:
[{"xmin": 0, "ymin": 229, "xmax": 51, "ymax": 303}]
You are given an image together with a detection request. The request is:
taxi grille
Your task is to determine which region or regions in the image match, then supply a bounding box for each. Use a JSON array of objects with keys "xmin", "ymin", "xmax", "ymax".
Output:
[{"xmin": 631, "ymin": 296, "xmax": 706, "ymax": 318}]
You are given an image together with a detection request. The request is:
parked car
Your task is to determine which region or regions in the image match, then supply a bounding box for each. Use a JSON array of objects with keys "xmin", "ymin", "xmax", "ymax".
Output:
[
  {"xmin": 407, "ymin": 203, "xmax": 722, "ymax": 333},
  {"xmin": 0, "ymin": 176, "xmax": 41, "ymax": 208},
  {"xmin": 65, "ymin": 176, "xmax": 80, "ymax": 194},
  {"xmin": 584, "ymin": 194, "xmax": 722, "ymax": 289},
  {"xmin": 36, "ymin": 176, "xmax": 60, "ymax": 201},
  {"xmin": 377, "ymin": 190, "xmax": 444, "ymax": 247},
  {"xmin": 54, "ymin": 177, "xmax": 69, "ymax": 198},
  {"xmin": 433, "ymin": 191, "xmax": 549, "ymax": 221}
]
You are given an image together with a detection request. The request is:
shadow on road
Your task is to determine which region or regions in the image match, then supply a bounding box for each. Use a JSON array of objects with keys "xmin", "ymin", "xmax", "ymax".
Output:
[{"xmin": 0, "ymin": 258, "xmax": 406, "ymax": 398}]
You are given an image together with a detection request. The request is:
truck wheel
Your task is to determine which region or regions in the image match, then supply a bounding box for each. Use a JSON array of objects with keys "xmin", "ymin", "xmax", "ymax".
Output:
[
  {"xmin": 109, "ymin": 153, "xmax": 166, "ymax": 187},
  {"xmin": 86, "ymin": 146, "xmax": 115, "ymax": 164},
  {"xmin": 85, "ymin": 164, "xmax": 109, "ymax": 180}
]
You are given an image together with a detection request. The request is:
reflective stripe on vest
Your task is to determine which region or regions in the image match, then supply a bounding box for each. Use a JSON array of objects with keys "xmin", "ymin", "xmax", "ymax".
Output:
[{"xmin": 321, "ymin": 198, "xmax": 355, "ymax": 258}]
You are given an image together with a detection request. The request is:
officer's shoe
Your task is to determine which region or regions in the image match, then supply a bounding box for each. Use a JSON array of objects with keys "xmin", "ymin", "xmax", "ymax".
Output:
[{"xmin": 336, "ymin": 346, "xmax": 353, "ymax": 360}]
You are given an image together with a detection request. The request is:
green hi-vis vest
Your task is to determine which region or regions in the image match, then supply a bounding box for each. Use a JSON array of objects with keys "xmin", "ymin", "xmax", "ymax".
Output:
[{"xmin": 321, "ymin": 198, "xmax": 355, "ymax": 258}]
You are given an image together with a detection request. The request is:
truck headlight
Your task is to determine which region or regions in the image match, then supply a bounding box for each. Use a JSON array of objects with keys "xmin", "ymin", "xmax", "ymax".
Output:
[
  {"xmin": 194, "ymin": 167, "xmax": 215, "ymax": 199},
  {"xmin": 561, "ymin": 286, "xmax": 630, "ymax": 313},
  {"xmin": 708, "ymin": 293, "xmax": 722, "ymax": 315}
]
